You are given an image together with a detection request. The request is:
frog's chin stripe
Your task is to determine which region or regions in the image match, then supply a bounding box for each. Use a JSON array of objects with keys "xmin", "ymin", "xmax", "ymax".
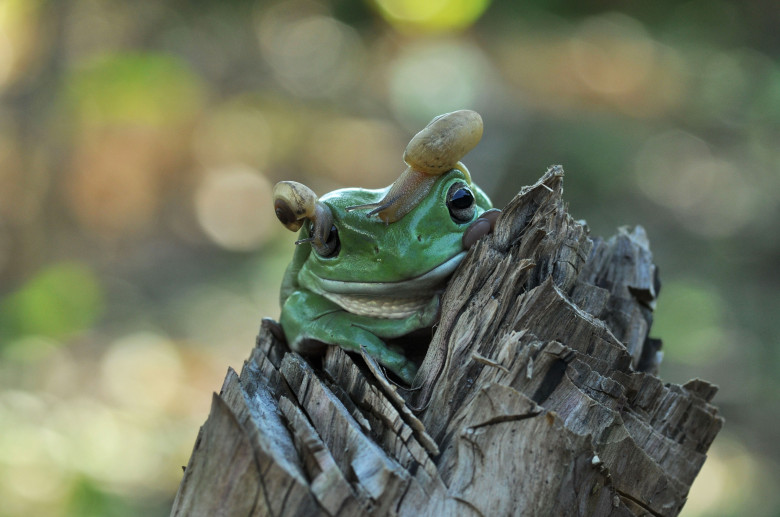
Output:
[
  {"xmin": 321, "ymin": 292, "xmax": 431, "ymax": 319},
  {"xmin": 303, "ymin": 251, "xmax": 467, "ymax": 319},
  {"xmin": 302, "ymin": 251, "xmax": 467, "ymax": 298}
]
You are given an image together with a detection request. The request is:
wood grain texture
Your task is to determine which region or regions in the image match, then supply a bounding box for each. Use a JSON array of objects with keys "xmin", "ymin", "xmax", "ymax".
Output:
[{"xmin": 172, "ymin": 166, "xmax": 723, "ymax": 517}]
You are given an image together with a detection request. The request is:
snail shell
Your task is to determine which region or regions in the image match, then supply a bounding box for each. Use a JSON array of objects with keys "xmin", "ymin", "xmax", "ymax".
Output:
[
  {"xmin": 273, "ymin": 181, "xmax": 318, "ymax": 232},
  {"xmin": 403, "ymin": 110, "xmax": 483, "ymax": 175}
]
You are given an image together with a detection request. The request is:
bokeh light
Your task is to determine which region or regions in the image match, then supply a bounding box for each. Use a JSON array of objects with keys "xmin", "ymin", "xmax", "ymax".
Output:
[
  {"xmin": 100, "ymin": 332, "xmax": 184, "ymax": 412},
  {"xmin": 570, "ymin": 14, "xmax": 655, "ymax": 96},
  {"xmin": 0, "ymin": 0, "xmax": 42, "ymax": 88},
  {"xmin": 685, "ymin": 435, "xmax": 780, "ymax": 516},
  {"xmin": 372, "ymin": 0, "xmax": 491, "ymax": 32},
  {"xmin": 194, "ymin": 165, "xmax": 276, "ymax": 251},
  {"xmin": 634, "ymin": 129, "xmax": 763, "ymax": 237},
  {"xmin": 301, "ymin": 116, "xmax": 404, "ymax": 185},
  {"xmin": 388, "ymin": 39, "xmax": 494, "ymax": 124},
  {"xmin": 256, "ymin": 4, "xmax": 365, "ymax": 99},
  {"xmin": 191, "ymin": 99, "xmax": 274, "ymax": 171}
]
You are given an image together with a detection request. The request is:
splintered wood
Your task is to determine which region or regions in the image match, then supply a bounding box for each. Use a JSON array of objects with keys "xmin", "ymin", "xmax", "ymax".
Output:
[{"xmin": 171, "ymin": 166, "xmax": 723, "ymax": 517}]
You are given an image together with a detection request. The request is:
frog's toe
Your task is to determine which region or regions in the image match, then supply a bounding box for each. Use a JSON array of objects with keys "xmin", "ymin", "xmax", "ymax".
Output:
[
  {"xmin": 374, "ymin": 347, "xmax": 419, "ymax": 385},
  {"xmin": 395, "ymin": 360, "xmax": 418, "ymax": 385}
]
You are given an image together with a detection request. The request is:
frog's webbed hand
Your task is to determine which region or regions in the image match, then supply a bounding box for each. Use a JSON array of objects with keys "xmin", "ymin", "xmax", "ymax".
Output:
[{"xmin": 348, "ymin": 110, "xmax": 483, "ymax": 224}]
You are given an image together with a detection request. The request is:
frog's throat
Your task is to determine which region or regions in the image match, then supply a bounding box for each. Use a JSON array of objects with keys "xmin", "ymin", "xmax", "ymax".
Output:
[
  {"xmin": 298, "ymin": 251, "xmax": 467, "ymax": 319},
  {"xmin": 320, "ymin": 294, "xmax": 430, "ymax": 319}
]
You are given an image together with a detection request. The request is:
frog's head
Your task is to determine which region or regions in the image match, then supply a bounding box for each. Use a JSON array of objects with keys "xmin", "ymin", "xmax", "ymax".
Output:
[{"xmin": 273, "ymin": 110, "xmax": 499, "ymax": 296}]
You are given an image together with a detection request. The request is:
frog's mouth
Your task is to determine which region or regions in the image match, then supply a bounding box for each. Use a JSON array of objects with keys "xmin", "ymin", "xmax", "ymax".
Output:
[{"xmin": 301, "ymin": 251, "xmax": 467, "ymax": 319}]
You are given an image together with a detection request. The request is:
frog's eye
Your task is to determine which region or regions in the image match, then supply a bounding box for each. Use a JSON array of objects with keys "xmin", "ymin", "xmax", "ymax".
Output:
[
  {"xmin": 306, "ymin": 222, "xmax": 340, "ymax": 258},
  {"xmin": 447, "ymin": 182, "xmax": 476, "ymax": 223}
]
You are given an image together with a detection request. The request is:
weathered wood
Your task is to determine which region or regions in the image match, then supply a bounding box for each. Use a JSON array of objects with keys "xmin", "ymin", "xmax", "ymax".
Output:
[{"xmin": 172, "ymin": 166, "xmax": 723, "ymax": 516}]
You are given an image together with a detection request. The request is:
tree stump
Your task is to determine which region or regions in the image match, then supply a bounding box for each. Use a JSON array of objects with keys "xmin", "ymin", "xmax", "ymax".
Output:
[{"xmin": 171, "ymin": 166, "xmax": 723, "ymax": 517}]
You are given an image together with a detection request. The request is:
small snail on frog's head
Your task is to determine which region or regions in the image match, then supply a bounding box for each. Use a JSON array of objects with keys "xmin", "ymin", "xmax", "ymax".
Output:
[
  {"xmin": 272, "ymin": 110, "xmax": 501, "ymax": 384},
  {"xmin": 345, "ymin": 109, "xmax": 484, "ymax": 223},
  {"xmin": 274, "ymin": 181, "xmax": 339, "ymax": 257}
]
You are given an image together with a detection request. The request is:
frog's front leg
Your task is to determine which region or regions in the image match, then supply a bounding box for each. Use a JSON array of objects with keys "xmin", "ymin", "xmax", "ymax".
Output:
[{"xmin": 281, "ymin": 290, "xmax": 438, "ymax": 384}]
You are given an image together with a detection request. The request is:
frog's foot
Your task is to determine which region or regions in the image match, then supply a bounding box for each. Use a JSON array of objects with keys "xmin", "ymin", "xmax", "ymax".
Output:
[
  {"xmin": 393, "ymin": 358, "xmax": 418, "ymax": 386},
  {"xmin": 360, "ymin": 341, "xmax": 419, "ymax": 384},
  {"xmin": 462, "ymin": 208, "xmax": 502, "ymax": 249},
  {"xmin": 339, "ymin": 324, "xmax": 417, "ymax": 384}
]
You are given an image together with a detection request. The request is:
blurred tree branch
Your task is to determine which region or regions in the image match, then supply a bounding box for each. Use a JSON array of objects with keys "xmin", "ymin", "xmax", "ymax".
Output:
[{"xmin": 0, "ymin": 0, "xmax": 69, "ymax": 288}]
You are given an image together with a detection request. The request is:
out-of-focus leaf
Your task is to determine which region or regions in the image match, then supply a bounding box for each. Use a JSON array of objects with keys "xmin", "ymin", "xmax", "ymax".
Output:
[
  {"xmin": 0, "ymin": 262, "xmax": 104, "ymax": 342},
  {"xmin": 66, "ymin": 477, "xmax": 159, "ymax": 517},
  {"xmin": 653, "ymin": 280, "xmax": 726, "ymax": 363},
  {"xmin": 62, "ymin": 52, "xmax": 205, "ymax": 128}
]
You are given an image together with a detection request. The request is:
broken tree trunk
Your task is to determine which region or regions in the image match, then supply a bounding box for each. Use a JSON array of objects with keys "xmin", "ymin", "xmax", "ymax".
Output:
[{"xmin": 171, "ymin": 166, "xmax": 723, "ymax": 517}]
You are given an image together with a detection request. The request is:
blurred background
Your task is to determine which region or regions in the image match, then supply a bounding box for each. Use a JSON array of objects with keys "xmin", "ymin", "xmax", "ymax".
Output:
[{"xmin": 0, "ymin": 0, "xmax": 777, "ymax": 515}]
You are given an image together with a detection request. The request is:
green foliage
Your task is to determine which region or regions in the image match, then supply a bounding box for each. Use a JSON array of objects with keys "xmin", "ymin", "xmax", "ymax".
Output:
[
  {"xmin": 653, "ymin": 280, "xmax": 726, "ymax": 363},
  {"xmin": 66, "ymin": 477, "xmax": 168, "ymax": 517},
  {"xmin": 63, "ymin": 52, "xmax": 204, "ymax": 128},
  {"xmin": 0, "ymin": 263, "xmax": 104, "ymax": 343}
]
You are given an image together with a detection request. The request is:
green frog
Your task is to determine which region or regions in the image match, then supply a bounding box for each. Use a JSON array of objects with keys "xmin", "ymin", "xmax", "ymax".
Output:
[{"xmin": 273, "ymin": 110, "xmax": 499, "ymax": 384}]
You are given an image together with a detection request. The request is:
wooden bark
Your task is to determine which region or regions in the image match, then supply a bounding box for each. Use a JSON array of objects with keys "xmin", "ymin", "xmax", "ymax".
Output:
[{"xmin": 171, "ymin": 166, "xmax": 723, "ymax": 517}]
